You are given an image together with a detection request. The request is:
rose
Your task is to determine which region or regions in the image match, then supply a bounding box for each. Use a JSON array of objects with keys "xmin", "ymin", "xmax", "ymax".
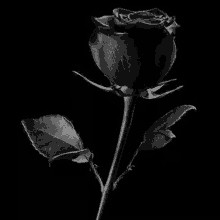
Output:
[
  {"xmin": 89, "ymin": 8, "xmax": 179, "ymax": 96},
  {"xmin": 73, "ymin": 8, "xmax": 181, "ymax": 99}
]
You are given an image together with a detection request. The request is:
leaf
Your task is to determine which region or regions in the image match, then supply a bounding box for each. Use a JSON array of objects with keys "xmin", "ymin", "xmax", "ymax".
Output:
[
  {"xmin": 138, "ymin": 105, "xmax": 196, "ymax": 151},
  {"xmin": 72, "ymin": 149, "xmax": 92, "ymax": 163},
  {"xmin": 113, "ymin": 105, "xmax": 197, "ymax": 190},
  {"xmin": 147, "ymin": 130, "xmax": 174, "ymax": 149},
  {"xmin": 22, "ymin": 115, "xmax": 91, "ymax": 163}
]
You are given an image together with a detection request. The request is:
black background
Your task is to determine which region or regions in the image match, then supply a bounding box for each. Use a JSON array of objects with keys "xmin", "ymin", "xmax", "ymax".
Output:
[{"xmin": 16, "ymin": 3, "xmax": 200, "ymax": 220}]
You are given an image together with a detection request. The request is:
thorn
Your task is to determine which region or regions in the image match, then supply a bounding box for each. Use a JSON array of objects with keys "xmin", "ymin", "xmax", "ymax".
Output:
[{"xmin": 128, "ymin": 165, "xmax": 135, "ymax": 171}]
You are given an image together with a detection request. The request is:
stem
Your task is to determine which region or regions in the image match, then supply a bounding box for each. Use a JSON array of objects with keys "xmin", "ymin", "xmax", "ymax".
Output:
[
  {"xmin": 90, "ymin": 161, "xmax": 104, "ymax": 192},
  {"xmin": 95, "ymin": 95, "xmax": 138, "ymax": 220},
  {"xmin": 113, "ymin": 148, "xmax": 139, "ymax": 190}
]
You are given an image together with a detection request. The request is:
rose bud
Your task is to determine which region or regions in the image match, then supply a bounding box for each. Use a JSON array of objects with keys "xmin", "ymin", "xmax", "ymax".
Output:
[{"xmin": 73, "ymin": 8, "xmax": 182, "ymax": 99}]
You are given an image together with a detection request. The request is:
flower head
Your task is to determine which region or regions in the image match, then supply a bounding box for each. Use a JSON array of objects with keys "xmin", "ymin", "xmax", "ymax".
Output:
[{"xmin": 73, "ymin": 8, "xmax": 182, "ymax": 99}]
